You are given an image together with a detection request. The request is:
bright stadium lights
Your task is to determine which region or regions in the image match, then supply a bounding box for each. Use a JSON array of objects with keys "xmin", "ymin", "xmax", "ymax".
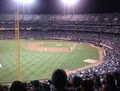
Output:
[
  {"xmin": 61, "ymin": 0, "xmax": 79, "ymax": 15},
  {"xmin": 62, "ymin": 0, "xmax": 79, "ymax": 6},
  {"xmin": 14, "ymin": 0, "xmax": 35, "ymax": 14},
  {"xmin": 14, "ymin": 0, "xmax": 35, "ymax": 4}
]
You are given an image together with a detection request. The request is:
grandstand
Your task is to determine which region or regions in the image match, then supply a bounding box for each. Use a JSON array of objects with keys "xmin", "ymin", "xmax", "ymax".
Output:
[
  {"xmin": 0, "ymin": 14, "xmax": 120, "ymax": 33},
  {"xmin": 0, "ymin": 13, "xmax": 120, "ymax": 91}
]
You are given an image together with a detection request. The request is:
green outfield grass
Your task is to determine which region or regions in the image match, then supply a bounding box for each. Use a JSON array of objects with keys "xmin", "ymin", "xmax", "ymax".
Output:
[{"xmin": 0, "ymin": 40, "xmax": 99, "ymax": 84}]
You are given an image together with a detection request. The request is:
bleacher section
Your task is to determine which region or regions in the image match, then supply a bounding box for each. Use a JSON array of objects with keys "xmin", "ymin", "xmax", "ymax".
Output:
[{"xmin": 0, "ymin": 14, "xmax": 120, "ymax": 33}]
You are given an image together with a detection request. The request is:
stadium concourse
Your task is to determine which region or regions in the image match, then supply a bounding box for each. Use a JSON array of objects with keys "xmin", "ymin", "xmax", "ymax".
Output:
[{"xmin": 0, "ymin": 13, "xmax": 120, "ymax": 91}]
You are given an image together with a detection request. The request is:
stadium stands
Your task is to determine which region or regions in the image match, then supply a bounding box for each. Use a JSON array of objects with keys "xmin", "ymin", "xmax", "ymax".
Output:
[
  {"xmin": 0, "ymin": 13, "xmax": 120, "ymax": 91},
  {"xmin": 0, "ymin": 14, "xmax": 120, "ymax": 33}
]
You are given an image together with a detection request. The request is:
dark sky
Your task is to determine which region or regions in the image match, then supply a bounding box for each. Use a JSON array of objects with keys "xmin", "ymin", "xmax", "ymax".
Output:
[{"xmin": 0, "ymin": 0, "xmax": 120, "ymax": 14}]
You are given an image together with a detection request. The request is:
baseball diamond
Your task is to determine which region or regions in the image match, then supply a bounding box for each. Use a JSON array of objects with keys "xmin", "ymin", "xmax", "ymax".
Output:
[{"xmin": 0, "ymin": 40, "xmax": 102, "ymax": 83}]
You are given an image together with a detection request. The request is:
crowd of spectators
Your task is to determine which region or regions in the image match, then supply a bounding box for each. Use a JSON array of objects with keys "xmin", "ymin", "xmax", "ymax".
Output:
[
  {"xmin": 0, "ymin": 69, "xmax": 120, "ymax": 91},
  {"xmin": 1, "ymin": 14, "xmax": 120, "ymax": 33},
  {"xmin": 0, "ymin": 13, "xmax": 120, "ymax": 24}
]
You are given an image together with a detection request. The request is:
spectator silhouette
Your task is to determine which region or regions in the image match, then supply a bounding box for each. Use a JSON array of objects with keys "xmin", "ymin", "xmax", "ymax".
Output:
[
  {"xmin": 81, "ymin": 79, "xmax": 94, "ymax": 91},
  {"xmin": 103, "ymin": 73, "xmax": 120, "ymax": 91},
  {"xmin": 10, "ymin": 81, "xmax": 26, "ymax": 91},
  {"xmin": 73, "ymin": 76, "xmax": 82, "ymax": 88},
  {"xmin": 51, "ymin": 69, "xmax": 67, "ymax": 91},
  {"xmin": 93, "ymin": 74, "xmax": 103, "ymax": 91},
  {"xmin": 0, "ymin": 84, "xmax": 6, "ymax": 91},
  {"xmin": 31, "ymin": 80, "xmax": 45, "ymax": 91}
]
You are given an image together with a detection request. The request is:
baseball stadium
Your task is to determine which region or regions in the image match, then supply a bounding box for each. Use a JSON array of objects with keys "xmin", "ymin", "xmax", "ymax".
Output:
[
  {"xmin": 0, "ymin": 13, "xmax": 119, "ymax": 84},
  {"xmin": 0, "ymin": 0, "xmax": 120, "ymax": 91}
]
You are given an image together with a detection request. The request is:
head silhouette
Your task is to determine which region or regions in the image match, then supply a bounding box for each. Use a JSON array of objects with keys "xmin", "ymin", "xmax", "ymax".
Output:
[
  {"xmin": 10, "ymin": 81, "xmax": 26, "ymax": 91},
  {"xmin": 52, "ymin": 69, "xmax": 67, "ymax": 89}
]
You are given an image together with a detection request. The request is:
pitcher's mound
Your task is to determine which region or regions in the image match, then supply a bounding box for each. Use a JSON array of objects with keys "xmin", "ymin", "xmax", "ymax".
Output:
[{"xmin": 84, "ymin": 59, "xmax": 98, "ymax": 64}]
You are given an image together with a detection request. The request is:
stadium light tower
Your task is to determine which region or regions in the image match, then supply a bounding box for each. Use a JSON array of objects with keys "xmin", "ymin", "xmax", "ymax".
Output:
[
  {"xmin": 62, "ymin": 0, "xmax": 78, "ymax": 6},
  {"xmin": 61, "ymin": 0, "xmax": 79, "ymax": 15}
]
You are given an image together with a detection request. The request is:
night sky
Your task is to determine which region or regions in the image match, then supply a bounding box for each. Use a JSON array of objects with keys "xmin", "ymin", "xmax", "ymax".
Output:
[{"xmin": 0, "ymin": 0, "xmax": 120, "ymax": 14}]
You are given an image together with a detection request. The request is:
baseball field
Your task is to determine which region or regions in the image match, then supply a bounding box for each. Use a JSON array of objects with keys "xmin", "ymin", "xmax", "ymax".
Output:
[{"xmin": 0, "ymin": 40, "xmax": 101, "ymax": 84}]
